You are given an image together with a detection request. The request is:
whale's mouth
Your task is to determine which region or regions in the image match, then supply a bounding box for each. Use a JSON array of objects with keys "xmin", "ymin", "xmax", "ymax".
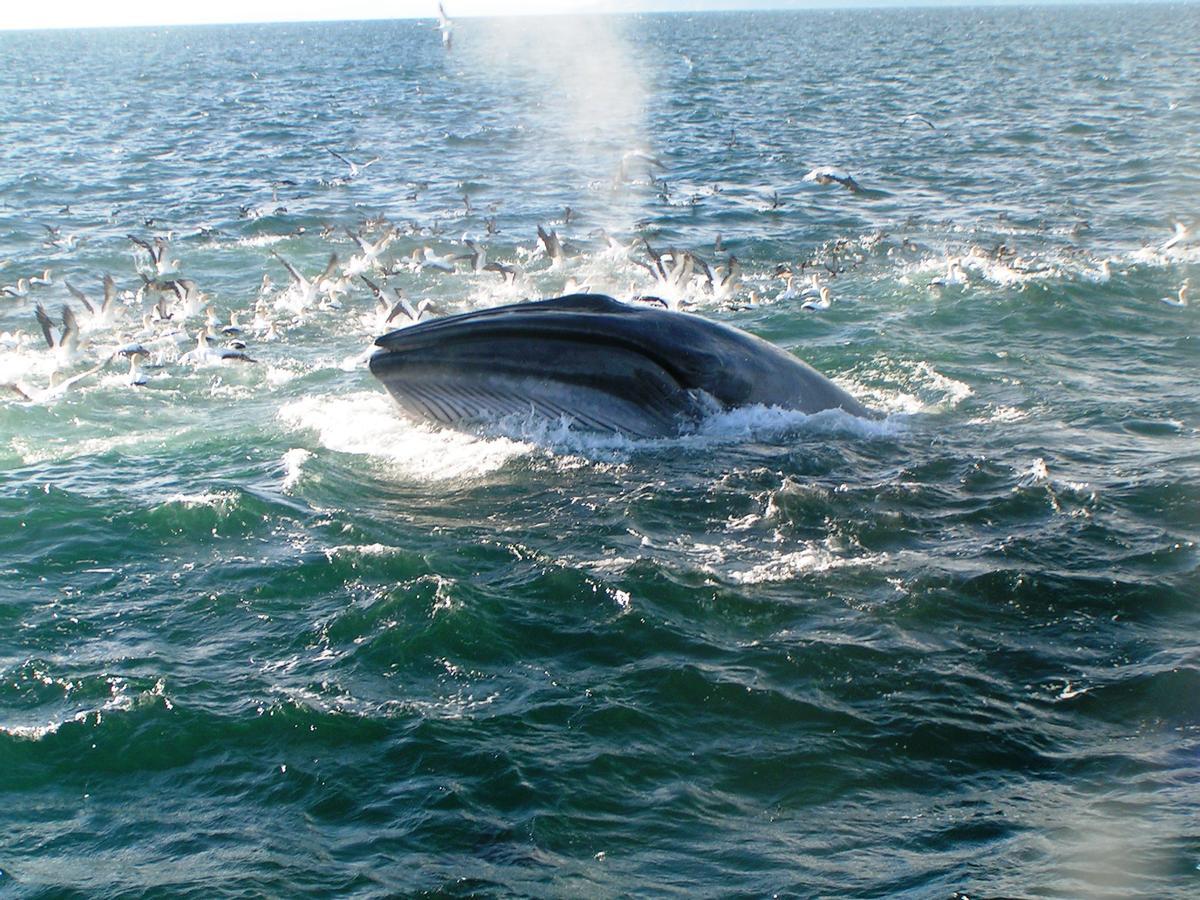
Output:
[
  {"xmin": 369, "ymin": 337, "xmax": 705, "ymax": 439},
  {"xmin": 369, "ymin": 297, "xmax": 715, "ymax": 437}
]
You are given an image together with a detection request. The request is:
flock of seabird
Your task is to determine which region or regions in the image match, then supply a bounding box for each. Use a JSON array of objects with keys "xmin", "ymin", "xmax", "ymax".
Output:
[{"xmin": 0, "ymin": 5, "xmax": 1193, "ymax": 405}]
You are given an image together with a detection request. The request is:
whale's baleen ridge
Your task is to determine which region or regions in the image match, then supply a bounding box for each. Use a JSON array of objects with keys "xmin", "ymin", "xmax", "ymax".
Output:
[{"xmin": 369, "ymin": 294, "xmax": 875, "ymax": 437}]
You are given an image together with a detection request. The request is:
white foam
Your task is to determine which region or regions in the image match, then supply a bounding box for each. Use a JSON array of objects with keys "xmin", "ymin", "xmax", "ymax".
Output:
[
  {"xmin": 0, "ymin": 675, "xmax": 169, "ymax": 742},
  {"xmin": 160, "ymin": 490, "xmax": 239, "ymax": 510},
  {"xmin": 11, "ymin": 430, "xmax": 162, "ymax": 465},
  {"xmin": 281, "ymin": 448, "xmax": 312, "ymax": 491},
  {"xmin": 967, "ymin": 405, "xmax": 1029, "ymax": 425},
  {"xmin": 278, "ymin": 391, "xmax": 532, "ymax": 481},
  {"xmin": 694, "ymin": 403, "xmax": 903, "ymax": 440},
  {"xmin": 719, "ymin": 544, "xmax": 884, "ymax": 585},
  {"xmin": 322, "ymin": 542, "xmax": 401, "ymax": 560}
]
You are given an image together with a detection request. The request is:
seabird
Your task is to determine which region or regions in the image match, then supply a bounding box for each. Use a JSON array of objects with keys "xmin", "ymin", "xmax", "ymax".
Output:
[
  {"xmin": 537, "ymin": 225, "xmax": 564, "ymax": 265},
  {"xmin": 0, "ymin": 278, "xmax": 29, "ymax": 298},
  {"xmin": 4, "ymin": 354, "xmax": 112, "ymax": 404},
  {"xmin": 1160, "ymin": 279, "xmax": 1190, "ymax": 307},
  {"xmin": 168, "ymin": 278, "xmax": 205, "ymax": 318},
  {"xmin": 930, "ymin": 259, "xmax": 968, "ymax": 289},
  {"xmin": 34, "ymin": 303, "xmax": 81, "ymax": 367},
  {"xmin": 419, "ymin": 247, "xmax": 457, "ymax": 273},
  {"xmin": 65, "ymin": 274, "xmax": 120, "ymax": 325},
  {"xmin": 118, "ymin": 345, "xmax": 150, "ymax": 386},
  {"xmin": 459, "ymin": 238, "xmax": 487, "ymax": 272},
  {"xmin": 437, "ymin": 2, "xmax": 454, "ymax": 50},
  {"xmin": 803, "ymin": 168, "xmax": 863, "ymax": 193},
  {"xmin": 345, "ymin": 227, "xmax": 395, "ymax": 271},
  {"xmin": 714, "ymin": 256, "xmax": 739, "ymax": 301},
  {"xmin": 1160, "ymin": 222, "xmax": 1194, "ymax": 252},
  {"xmin": 42, "ymin": 224, "xmax": 84, "ymax": 251},
  {"xmin": 801, "ymin": 286, "xmax": 833, "ymax": 311},
  {"xmin": 361, "ymin": 276, "xmax": 412, "ymax": 325},
  {"xmin": 902, "ymin": 113, "xmax": 936, "ymax": 129},
  {"xmin": 272, "ymin": 251, "xmax": 339, "ymax": 308},
  {"xmin": 483, "ymin": 261, "xmax": 518, "ymax": 284},
  {"xmin": 128, "ymin": 234, "xmax": 179, "ymax": 276},
  {"xmin": 328, "ymin": 149, "xmax": 380, "ymax": 180},
  {"xmin": 180, "ymin": 330, "xmax": 257, "ymax": 365}
]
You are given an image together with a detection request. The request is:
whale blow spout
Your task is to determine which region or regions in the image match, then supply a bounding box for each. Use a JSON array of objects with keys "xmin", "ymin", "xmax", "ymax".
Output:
[{"xmin": 368, "ymin": 294, "xmax": 875, "ymax": 438}]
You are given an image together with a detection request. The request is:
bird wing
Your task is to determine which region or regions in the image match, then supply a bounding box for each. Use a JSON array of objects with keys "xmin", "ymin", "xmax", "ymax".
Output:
[
  {"xmin": 271, "ymin": 251, "xmax": 304, "ymax": 285},
  {"xmin": 102, "ymin": 275, "xmax": 116, "ymax": 313},
  {"xmin": 391, "ymin": 289, "xmax": 419, "ymax": 322},
  {"xmin": 318, "ymin": 254, "xmax": 340, "ymax": 282},
  {"xmin": 360, "ymin": 275, "xmax": 384, "ymax": 301},
  {"xmin": 64, "ymin": 281, "xmax": 95, "ymax": 313},
  {"xmin": 61, "ymin": 305, "xmax": 80, "ymax": 353},
  {"xmin": 35, "ymin": 304, "xmax": 57, "ymax": 348}
]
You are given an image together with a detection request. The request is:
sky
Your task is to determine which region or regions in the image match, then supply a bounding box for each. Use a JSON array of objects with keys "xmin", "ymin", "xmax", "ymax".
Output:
[{"xmin": 0, "ymin": 0, "xmax": 1142, "ymax": 32}]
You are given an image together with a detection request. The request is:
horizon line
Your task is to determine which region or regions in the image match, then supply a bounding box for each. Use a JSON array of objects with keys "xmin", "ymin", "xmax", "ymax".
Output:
[{"xmin": 0, "ymin": 0, "xmax": 1190, "ymax": 35}]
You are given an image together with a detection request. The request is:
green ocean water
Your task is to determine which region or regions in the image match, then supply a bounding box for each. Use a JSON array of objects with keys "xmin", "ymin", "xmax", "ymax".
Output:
[{"xmin": 0, "ymin": 4, "xmax": 1198, "ymax": 897}]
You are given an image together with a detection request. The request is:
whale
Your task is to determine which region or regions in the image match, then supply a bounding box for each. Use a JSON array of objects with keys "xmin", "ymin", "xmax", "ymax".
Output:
[{"xmin": 368, "ymin": 294, "xmax": 875, "ymax": 438}]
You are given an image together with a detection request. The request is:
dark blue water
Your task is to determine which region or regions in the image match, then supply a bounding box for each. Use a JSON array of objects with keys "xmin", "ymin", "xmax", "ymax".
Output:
[{"xmin": 1, "ymin": 5, "xmax": 1198, "ymax": 897}]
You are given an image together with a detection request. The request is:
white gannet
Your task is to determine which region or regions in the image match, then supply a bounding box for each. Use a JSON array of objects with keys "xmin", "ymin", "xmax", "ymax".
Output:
[
  {"xmin": 128, "ymin": 234, "xmax": 179, "ymax": 276},
  {"xmin": 458, "ymin": 238, "xmax": 487, "ymax": 272},
  {"xmin": 328, "ymin": 149, "xmax": 380, "ymax": 180},
  {"xmin": 169, "ymin": 278, "xmax": 205, "ymax": 319},
  {"xmin": 593, "ymin": 228, "xmax": 633, "ymax": 258},
  {"xmin": 29, "ymin": 269, "xmax": 53, "ymax": 287},
  {"xmin": 67, "ymin": 274, "xmax": 120, "ymax": 326},
  {"xmin": 777, "ymin": 271, "xmax": 819, "ymax": 302},
  {"xmin": 1083, "ymin": 258, "xmax": 1113, "ymax": 283},
  {"xmin": 1160, "ymin": 222, "xmax": 1194, "ymax": 252},
  {"xmin": 180, "ymin": 330, "xmax": 257, "ymax": 366},
  {"xmin": 41, "ymin": 224, "xmax": 84, "ymax": 251},
  {"xmin": 902, "ymin": 113, "xmax": 936, "ymax": 129},
  {"xmin": 272, "ymin": 251, "xmax": 339, "ymax": 309},
  {"xmin": 437, "ymin": 2, "xmax": 454, "ymax": 50},
  {"xmin": 119, "ymin": 345, "xmax": 150, "ymax": 386},
  {"xmin": 345, "ymin": 228, "xmax": 394, "ymax": 271},
  {"xmin": 537, "ymin": 225, "xmax": 563, "ymax": 265},
  {"xmin": 1160, "ymin": 279, "xmax": 1190, "ymax": 307},
  {"xmin": 420, "ymin": 247, "xmax": 457, "ymax": 273},
  {"xmin": 34, "ymin": 303, "xmax": 82, "ymax": 368},
  {"xmin": 483, "ymin": 261, "xmax": 518, "ymax": 284},
  {"xmin": 222, "ymin": 311, "xmax": 244, "ymax": 336},
  {"xmin": 803, "ymin": 168, "xmax": 862, "ymax": 193},
  {"xmin": 1, "ymin": 277, "xmax": 29, "ymax": 298},
  {"xmin": 930, "ymin": 259, "xmax": 968, "ymax": 289},
  {"xmin": 802, "ymin": 286, "xmax": 832, "ymax": 311},
  {"xmin": 4, "ymin": 354, "xmax": 111, "ymax": 404},
  {"xmin": 361, "ymin": 276, "xmax": 410, "ymax": 326},
  {"xmin": 713, "ymin": 256, "xmax": 739, "ymax": 302}
]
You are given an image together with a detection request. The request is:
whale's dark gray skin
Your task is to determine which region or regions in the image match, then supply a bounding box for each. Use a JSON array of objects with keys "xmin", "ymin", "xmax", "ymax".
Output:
[{"xmin": 368, "ymin": 294, "xmax": 875, "ymax": 438}]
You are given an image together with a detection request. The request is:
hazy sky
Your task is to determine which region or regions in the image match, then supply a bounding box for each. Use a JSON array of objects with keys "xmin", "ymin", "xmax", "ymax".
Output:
[{"xmin": 0, "ymin": 0, "xmax": 1134, "ymax": 32}]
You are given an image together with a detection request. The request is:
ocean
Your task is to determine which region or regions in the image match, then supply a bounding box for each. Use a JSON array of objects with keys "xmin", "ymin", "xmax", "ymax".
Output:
[{"xmin": 0, "ymin": 3, "xmax": 1197, "ymax": 896}]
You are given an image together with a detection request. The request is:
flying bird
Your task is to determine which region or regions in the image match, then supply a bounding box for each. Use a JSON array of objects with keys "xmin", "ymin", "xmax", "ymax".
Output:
[
  {"xmin": 437, "ymin": 2, "xmax": 454, "ymax": 50},
  {"xmin": 328, "ymin": 149, "xmax": 380, "ymax": 180}
]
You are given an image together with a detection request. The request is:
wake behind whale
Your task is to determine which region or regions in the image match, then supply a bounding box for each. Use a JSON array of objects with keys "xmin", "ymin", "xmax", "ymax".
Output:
[{"xmin": 368, "ymin": 294, "xmax": 874, "ymax": 438}]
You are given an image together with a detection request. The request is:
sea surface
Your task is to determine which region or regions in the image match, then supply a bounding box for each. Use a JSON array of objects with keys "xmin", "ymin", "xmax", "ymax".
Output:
[{"xmin": 0, "ymin": 4, "xmax": 1198, "ymax": 897}]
